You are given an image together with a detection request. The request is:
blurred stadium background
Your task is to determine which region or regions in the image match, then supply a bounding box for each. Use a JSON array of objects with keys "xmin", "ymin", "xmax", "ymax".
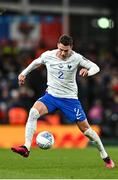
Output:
[{"xmin": 0, "ymin": 0, "xmax": 118, "ymax": 149}]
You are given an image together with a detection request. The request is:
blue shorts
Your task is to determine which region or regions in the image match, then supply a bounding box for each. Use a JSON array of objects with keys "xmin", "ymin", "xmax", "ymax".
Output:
[{"xmin": 38, "ymin": 93, "xmax": 87, "ymax": 123}]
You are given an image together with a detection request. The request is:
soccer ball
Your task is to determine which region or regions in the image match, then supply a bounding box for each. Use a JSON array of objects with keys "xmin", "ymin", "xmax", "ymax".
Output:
[{"xmin": 36, "ymin": 131, "xmax": 54, "ymax": 149}]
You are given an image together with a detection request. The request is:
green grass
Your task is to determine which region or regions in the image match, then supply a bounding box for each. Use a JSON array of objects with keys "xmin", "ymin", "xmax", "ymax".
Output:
[{"xmin": 0, "ymin": 147, "xmax": 117, "ymax": 179}]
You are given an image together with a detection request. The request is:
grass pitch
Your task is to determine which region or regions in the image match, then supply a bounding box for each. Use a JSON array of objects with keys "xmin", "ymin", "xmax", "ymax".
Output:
[{"xmin": 0, "ymin": 147, "xmax": 117, "ymax": 179}]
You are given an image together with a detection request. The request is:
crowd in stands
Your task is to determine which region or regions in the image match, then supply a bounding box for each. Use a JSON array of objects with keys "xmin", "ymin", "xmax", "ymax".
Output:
[{"xmin": 0, "ymin": 37, "xmax": 118, "ymax": 138}]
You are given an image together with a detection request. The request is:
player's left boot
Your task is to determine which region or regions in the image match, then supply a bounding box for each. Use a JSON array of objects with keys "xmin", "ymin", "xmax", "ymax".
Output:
[
  {"xmin": 103, "ymin": 156, "xmax": 115, "ymax": 168},
  {"xmin": 11, "ymin": 145, "xmax": 29, "ymax": 158}
]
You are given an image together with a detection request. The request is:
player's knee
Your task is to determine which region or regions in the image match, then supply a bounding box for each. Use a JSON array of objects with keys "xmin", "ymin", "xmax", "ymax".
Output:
[
  {"xmin": 28, "ymin": 108, "xmax": 40, "ymax": 121},
  {"xmin": 77, "ymin": 120, "xmax": 90, "ymax": 132}
]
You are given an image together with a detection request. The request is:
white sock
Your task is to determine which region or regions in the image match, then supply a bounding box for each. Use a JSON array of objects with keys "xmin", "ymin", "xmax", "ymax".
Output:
[
  {"xmin": 24, "ymin": 108, "xmax": 40, "ymax": 151},
  {"xmin": 84, "ymin": 128, "xmax": 108, "ymax": 159}
]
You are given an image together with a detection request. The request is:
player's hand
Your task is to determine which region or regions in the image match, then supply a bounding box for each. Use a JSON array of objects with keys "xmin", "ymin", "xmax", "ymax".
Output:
[
  {"xmin": 79, "ymin": 68, "xmax": 88, "ymax": 77},
  {"xmin": 18, "ymin": 74, "xmax": 26, "ymax": 86}
]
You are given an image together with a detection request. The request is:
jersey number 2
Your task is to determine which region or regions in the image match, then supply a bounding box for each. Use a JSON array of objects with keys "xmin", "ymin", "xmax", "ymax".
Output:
[{"xmin": 58, "ymin": 71, "xmax": 64, "ymax": 79}]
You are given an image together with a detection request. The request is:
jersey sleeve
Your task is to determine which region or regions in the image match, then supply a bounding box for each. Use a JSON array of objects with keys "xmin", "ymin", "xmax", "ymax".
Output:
[
  {"xmin": 77, "ymin": 54, "xmax": 100, "ymax": 76},
  {"xmin": 21, "ymin": 51, "xmax": 48, "ymax": 76}
]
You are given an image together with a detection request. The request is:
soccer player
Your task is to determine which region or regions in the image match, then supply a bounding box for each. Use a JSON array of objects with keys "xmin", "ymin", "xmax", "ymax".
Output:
[{"xmin": 11, "ymin": 35, "xmax": 115, "ymax": 168}]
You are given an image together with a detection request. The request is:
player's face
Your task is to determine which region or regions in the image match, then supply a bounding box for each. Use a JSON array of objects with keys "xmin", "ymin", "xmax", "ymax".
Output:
[{"xmin": 57, "ymin": 43, "xmax": 72, "ymax": 60}]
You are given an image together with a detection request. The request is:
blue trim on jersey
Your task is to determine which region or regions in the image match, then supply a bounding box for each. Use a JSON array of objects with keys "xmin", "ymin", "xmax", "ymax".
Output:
[{"xmin": 38, "ymin": 93, "xmax": 87, "ymax": 123}]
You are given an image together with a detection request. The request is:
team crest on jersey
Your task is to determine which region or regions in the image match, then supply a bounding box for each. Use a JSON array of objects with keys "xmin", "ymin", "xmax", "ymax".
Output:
[{"xmin": 68, "ymin": 65, "xmax": 72, "ymax": 69}]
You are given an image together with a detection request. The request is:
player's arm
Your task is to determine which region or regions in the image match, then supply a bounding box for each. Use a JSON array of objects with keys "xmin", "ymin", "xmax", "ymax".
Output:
[
  {"xmin": 18, "ymin": 58, "xmax": 42, "ymax": 86},
  {"xmin": 79, "ymin": 56, "xmax": 100, "ymax": 77}
]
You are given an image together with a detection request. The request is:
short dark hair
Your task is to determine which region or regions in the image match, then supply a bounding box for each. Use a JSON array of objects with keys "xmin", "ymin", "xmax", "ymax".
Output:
[{"xmin": 58, "ymin": 34, "xmax": 73, "ymax": 46}]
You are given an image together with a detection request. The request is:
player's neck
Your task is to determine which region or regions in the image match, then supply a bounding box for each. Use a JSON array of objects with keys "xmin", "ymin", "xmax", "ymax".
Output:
[{"xmin": 56, "ymin": 51, "xmax": 72, "ymax": 60}]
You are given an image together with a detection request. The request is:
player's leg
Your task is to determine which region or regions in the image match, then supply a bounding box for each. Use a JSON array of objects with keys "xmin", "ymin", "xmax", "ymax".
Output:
[
  {"xmin": 24, "ymin": 101, "xmax": 48, "ymax": 151},
  {"xmin": 76, "ymin": 119, "xmax": 115, "ymax": 168},
  {"xmin": 58, "ymin": 97, "xmax": 115, "ymax": 168},
  {"xmin": 11, "ymin": 93, "xmax": 57, "ymax": 157},
  {"xmin": 11, "ymin": 101, "xmax": 48, "ymax": 157}
]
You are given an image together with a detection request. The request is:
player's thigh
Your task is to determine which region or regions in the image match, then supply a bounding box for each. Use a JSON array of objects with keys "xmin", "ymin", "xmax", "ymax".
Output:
[
  {"xmin": 32, "ymin": 101, "xmax": 48, "ymax": 116},
  {"xmin": 76, "ymin": 119, "xmax": 90, "ymax": 132}
]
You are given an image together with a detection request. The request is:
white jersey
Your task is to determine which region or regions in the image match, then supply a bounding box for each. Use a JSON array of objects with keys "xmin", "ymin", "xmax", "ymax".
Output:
[{"xmin": 21, "ymin": 49, "xmax": 100, "ymax": 99}]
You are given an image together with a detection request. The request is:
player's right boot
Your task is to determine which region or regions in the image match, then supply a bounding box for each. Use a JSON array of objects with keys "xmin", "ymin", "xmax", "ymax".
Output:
[
  {"xmin": 103, "ymin": 156, "xmax": 115, "ymax": 168},
  {"xmin": 11, "ymin": 145, "xmax": 29, "ymax": 158}
]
